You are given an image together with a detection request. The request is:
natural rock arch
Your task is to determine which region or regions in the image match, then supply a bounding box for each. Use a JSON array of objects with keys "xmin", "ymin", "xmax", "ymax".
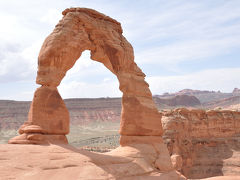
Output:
[{"xmin": 9, "ymin": 8, "xmax": 163, "ymax": 144}]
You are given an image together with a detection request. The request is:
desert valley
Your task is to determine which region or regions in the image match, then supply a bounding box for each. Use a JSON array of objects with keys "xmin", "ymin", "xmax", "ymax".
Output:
[{"xmin": 1, "ymin": 88, "xmax": 240, "ymax": 145}]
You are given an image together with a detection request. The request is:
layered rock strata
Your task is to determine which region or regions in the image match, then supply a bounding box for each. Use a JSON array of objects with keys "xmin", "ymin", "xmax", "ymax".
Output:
[{"xmin": 162, "ymin": 108, "xmax": 240, "ymax": 179}]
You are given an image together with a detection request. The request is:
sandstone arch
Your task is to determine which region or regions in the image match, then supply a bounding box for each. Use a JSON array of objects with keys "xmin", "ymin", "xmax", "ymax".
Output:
[{"xmin": 9, "ymin": 8, "xmax": 163, "ymax": 144}]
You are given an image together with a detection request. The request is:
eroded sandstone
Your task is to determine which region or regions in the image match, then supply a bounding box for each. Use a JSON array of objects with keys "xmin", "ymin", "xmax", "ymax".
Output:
[
  {"xmin": 9, "ymin": 7, "xmax": 162, "ymax": 144},
  {"xmin": 6, "ymin": 7, "xmax": 181, "ymax": 179},
  {"xmin": 162, "ymin": 108, "xmax": 240, "ymax": 179}
]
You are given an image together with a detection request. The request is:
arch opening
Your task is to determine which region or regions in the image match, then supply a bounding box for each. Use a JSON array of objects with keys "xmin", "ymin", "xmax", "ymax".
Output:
[
  {"xmin": 57, "ymin": 50, "xmax": 122, "ymax": 148},
  {"xmin": 59, "ymin": 50, "xmax": 121, "ymax": 99}
]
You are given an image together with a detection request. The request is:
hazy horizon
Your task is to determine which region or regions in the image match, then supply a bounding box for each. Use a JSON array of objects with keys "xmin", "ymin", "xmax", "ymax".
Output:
[{"xmin": 0, "ymin": 87, "xmax": 238, "ymax": 101}]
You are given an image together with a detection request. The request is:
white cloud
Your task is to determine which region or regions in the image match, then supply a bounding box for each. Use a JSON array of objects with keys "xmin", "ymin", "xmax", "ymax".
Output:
[
  {"xmin": 21, "ymin": 40, "xmax": 42, "ymax": 72},
  {"xmin": 40, "ymin": 9, "xmax": 63, "ymax": 25},
  {"xmin": 58, "ymin": 50, "xmax": 121, "ymax": 99},
  {"xmin": 135, "ymin": 36, "xmax": 240, "ymax": 66},
  {"xmin": 1, "ymin": 67, "xmax": 239, "ymax": 101},
  {"xmin": 125, "ymin": 1, "xmax": 240, "ymax": 67},
  {"xmin": 58, "ymin": 80, "xmax": 121, "ymax": 99},
  {"xmin": 0, "ymin": 0, "xmax": 239, "ymax": 100},
  {"xmin": 146, "ymin": 68, "xmax": 240, "ymax": 95},
  {"xmin": 103, "ymin": 78, "xmax": 111, "ymax": 82},
  {"xmin": 0, "ymin": 41, "xmax": 39, "ymax": 82},
  {"xmin": 64, "ymin": 51, "xmax": 96, "ymax": 76},
  {"xmin": 58, "ymin": 67, "xmax": 240, "ymax": 99}
]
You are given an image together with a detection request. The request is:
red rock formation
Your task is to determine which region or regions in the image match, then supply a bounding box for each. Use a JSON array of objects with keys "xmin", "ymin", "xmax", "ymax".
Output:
[
  {"xmin": 7, "ymin": 8, "xmax": 184, "ymax": 179},
  {"xmin": 162, "ymin": 108, "xmax": 240, "ymax": 179},
  {"xmin": 5, "ymin": 8, "xmax": 188, "ymax": 179},
  {"xmin": 9, "ymin": 8, "xmax": 162, "ymax": 144}
]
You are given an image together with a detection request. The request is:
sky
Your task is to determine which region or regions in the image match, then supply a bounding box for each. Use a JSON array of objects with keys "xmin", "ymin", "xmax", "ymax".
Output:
[{"xmin": 0, "ymin": 0, "xmax": 239, "ymax": 100}]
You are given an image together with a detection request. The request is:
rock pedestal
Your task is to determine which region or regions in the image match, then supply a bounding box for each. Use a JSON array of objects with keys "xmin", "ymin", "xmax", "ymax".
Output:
[{"xmin": 9, "ymin": 86, "xmax": 69, "ymax": 144}]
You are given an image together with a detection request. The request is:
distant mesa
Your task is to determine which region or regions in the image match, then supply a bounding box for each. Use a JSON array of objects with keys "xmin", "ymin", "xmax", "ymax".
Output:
[
  {"xmin": 177, "ymin": 89, "xmax": 213, "ymax": 95},
  {"xmin": 203, "ymin": 95, "xmax": 240, "ymax": 109},
  {"xmin": 158, "ymin": 88, "xmax": 240, "ymax": 104},
  {"xmin": 155, "ymin": 95, "xmax": 201, "ymax": 107},
  {"xmin": 233, "ymin": 88, "xmax": 240, "ymax": 94}
]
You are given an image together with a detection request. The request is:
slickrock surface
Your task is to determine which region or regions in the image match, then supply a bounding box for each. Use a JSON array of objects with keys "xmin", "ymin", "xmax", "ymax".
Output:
[
  {"xmin": 0, "ymin": 143, "xmax": 185, "ymax": 180},
  {"xmin": 162, "ymin": 108, "xmax": 240, "ymax": 179}
]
